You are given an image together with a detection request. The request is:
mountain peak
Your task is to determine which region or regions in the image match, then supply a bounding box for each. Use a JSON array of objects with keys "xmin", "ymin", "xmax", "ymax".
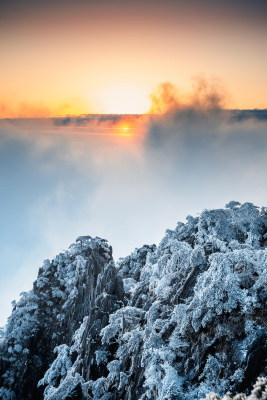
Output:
[{"xmin": 0, "ymin": 202, "xmax": 266, "ymax": 400}]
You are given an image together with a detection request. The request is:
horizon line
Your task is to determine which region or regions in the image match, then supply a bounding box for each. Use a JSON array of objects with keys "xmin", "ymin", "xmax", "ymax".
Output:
[{"xmin": 1, "ymin": 108, "xmax": 267, "ymax": 120}]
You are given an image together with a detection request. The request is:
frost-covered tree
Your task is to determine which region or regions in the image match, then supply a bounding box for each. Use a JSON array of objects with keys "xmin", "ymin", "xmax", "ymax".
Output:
[{"xmin": 1, "ymin": 203, "xmax": 266, "ymax": 400}]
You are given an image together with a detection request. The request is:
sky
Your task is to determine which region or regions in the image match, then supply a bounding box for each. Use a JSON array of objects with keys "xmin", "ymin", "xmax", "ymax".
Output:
[
  {"xmin": 1, "ymin": 0, "xmax": 267, "ymax": 116},
  {"xmin": 0, "ymin": 0, "xmax": 267, "ymax": 325}
]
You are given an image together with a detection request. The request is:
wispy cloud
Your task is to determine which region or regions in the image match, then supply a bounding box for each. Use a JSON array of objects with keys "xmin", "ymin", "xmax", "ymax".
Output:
[{"xmin": 149, "ymin": 77, "xmax": 228, "ymax": 114}]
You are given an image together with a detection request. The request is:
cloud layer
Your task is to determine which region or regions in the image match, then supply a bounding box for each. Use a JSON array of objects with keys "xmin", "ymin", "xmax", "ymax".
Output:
[{"xmin": 1, "ymin": 85, "xmax": 267, "ymax": 324}]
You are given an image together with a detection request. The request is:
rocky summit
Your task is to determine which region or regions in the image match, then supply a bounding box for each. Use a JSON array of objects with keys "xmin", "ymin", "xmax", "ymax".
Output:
[{"xmin": 0, "ymin": 202, "xmax": 266, "ymax": 400}]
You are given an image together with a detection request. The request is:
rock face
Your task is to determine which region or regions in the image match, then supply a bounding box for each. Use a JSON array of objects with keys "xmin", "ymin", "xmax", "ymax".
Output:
[
  {"xmin": 0, "ymin": 202, "xmax": 266, "ymax": 400},
  {"xmin": 0, "ymin": 237, "xmax": 124, "ymax": 400}
]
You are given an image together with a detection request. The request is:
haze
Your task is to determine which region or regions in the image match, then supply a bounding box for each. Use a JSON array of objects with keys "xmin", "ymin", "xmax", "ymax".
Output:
[{"xmin": 0, "ymin": 0, "xmax": 267, "ymax": 325}]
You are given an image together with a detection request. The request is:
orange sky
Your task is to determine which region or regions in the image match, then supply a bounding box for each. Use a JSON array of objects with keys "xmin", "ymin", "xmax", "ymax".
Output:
[{"xmin": 1, "ymin": 0, "xmax": 267, "ymax": 117}]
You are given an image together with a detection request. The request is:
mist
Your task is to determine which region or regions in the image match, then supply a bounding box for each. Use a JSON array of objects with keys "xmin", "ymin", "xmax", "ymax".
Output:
[{"xmin": 1, "ymin": 83, "xmax": 267, "ymax": 325}]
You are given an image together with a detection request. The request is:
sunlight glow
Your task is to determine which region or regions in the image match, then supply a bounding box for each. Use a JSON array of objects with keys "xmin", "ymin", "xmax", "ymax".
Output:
[{"xmin": 99, "ymin": 84, "xmax": 150, "ymax": 114}]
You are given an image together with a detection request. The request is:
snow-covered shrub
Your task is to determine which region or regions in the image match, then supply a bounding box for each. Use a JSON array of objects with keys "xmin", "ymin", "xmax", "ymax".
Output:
[{"xmin": 1, "ymin": 202, "xmax": 266, "ymax": 400}]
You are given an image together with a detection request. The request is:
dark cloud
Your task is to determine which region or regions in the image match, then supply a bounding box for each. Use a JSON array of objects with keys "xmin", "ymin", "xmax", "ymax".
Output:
[
  {"xmin": 54, "ymin": 117, "xmax": 72, "ymax": 126},
  {"xmin": 230, "ymin": 109, "xmax": 267, "ymax": 123},
  {"xmin": 53, "ymin": 114, "xmax": 143, "ymax": 127}
]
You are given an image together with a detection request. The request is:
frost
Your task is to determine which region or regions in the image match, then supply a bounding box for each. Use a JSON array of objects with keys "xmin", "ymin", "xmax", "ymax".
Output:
[
  {"xmin": 1, "ymin": 203, "xmax": 266, "ymax": 400},
  {"xmin": 95, "ymin": 350, "xmax": 109, "ymax": 366},
  {"xmin": 123, "ymin": 277, "xmax": 138, "ymax": 294}
]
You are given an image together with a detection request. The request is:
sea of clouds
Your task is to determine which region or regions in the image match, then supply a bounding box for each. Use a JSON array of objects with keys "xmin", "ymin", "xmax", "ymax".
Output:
[{"xmin": 0, "ymin": 81, "xmax": 267, "ymax": 325}]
